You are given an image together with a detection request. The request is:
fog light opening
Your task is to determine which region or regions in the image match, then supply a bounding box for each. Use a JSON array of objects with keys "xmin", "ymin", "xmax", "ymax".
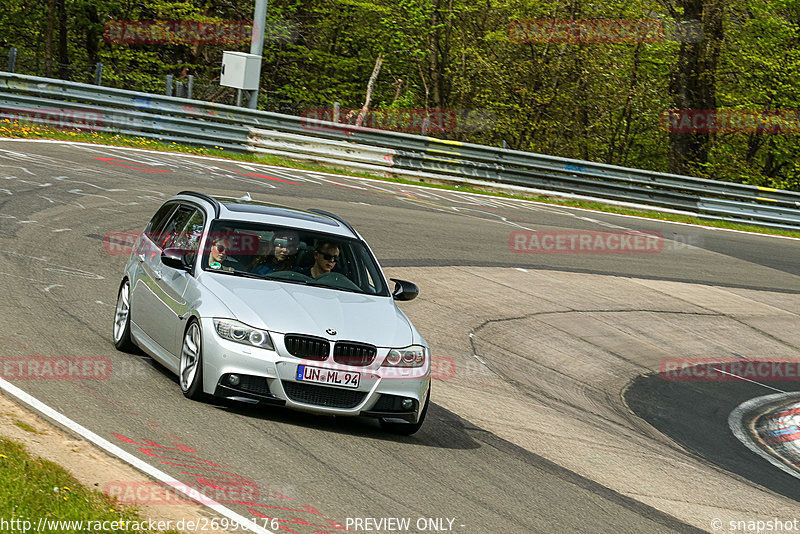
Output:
[
  {"xmin": 401, "ymin": 398, "xmax": 413, "ymax": 410},
  {"xmin": 228, "ymin": 374, "xmax": 240, "ymax": 386}
]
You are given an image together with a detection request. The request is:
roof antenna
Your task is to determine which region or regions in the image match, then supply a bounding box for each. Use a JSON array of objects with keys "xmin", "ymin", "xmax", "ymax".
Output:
[{"xmin": 240, "ymin": 192, "xmax": 253, "ymax": 201}]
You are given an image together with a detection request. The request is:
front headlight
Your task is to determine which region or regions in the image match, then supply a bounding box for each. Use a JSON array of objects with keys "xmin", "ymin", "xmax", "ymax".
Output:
[
  {"xmin": 213, "ymin": 319, "xmax": 274, "ymax": 350},
  {"xmin": 382, "ymin": 345, "xmax": 427, "ymax": 368}
]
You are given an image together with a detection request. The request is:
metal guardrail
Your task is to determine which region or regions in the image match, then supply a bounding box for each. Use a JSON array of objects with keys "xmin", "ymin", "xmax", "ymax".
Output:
[{"xmin": 1, "ymin": 71, "xmax": 799, "ymax": 230}]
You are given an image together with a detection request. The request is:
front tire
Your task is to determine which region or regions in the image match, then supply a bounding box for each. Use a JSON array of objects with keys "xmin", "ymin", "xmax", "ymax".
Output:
[
  {"xmin": 180, "ymin": 320, "xmax": 207, "ymax": 401},
  {"xmin": 379, "ymin": 385, "xmax": 430, "ymax": 435},
  {"xmin": 113, "ymin": 280, "xmax": 136, "ymax": 352}
]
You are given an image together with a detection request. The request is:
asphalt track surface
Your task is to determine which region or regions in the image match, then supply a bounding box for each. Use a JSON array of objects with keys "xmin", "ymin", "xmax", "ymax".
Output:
[
  {"xmin": 0, "ymin": 139, "xmax": 799, "ymax": 534},
  {"xmin": 626, "ymin": 376, "xmax": 800, "ymax": 502}
]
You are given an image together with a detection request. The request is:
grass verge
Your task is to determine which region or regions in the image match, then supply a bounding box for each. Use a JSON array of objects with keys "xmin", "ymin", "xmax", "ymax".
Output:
[
  {"xmin": 2, "ymin": 120, "xmax": 798, "ymax": 239},
  {"xmin": 0, "ymin": 437, "xmax": 179, "ymax": 533}
]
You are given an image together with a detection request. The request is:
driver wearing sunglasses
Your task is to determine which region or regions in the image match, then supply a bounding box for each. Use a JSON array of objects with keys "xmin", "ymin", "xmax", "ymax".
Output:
[
  {"xmin": 307, "ymin": 241, "xmax": 340, "ymax": 279},
  {"xmin": 207, "ymin": 237, "xmax": 235, "ymax": 272}
]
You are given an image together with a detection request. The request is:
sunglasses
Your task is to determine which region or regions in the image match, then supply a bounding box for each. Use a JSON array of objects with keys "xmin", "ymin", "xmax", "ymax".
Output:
[
  {"xmin": 213, "ymin": 243, "xmax": 227, "ymax": 253},
  {"xmin": 273, "ymin": 238, "xmax": 297, "ymax": 248},
  {"xmin": 318, "ymin": 252, "xmax": 339, "ymax": 262}
]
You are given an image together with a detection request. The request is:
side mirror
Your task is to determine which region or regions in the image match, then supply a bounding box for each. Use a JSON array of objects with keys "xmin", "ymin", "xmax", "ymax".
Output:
[
  {"xmin": 390, "ymin": 278, "xmax": 419, "ymax": 301},
  {"xmin": 161, "ymin": 248, "xmax": 192, "ymax": 272}
]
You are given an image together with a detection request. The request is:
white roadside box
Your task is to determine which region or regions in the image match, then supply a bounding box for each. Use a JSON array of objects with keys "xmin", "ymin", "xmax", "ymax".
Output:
[{"xmin": 220, "ymin": 52, "xmax": 261, "ymax": 91}]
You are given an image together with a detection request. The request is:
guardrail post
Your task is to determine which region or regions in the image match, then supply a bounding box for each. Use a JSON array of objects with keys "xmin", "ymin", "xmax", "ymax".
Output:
[
  {"xmin": 165, "ymin": 74, "xmax": 173, "ymax": 96},
  {"xmin": 93, "ymin": 62, "xmax": 103, "ymax": 85},
  {"xmin": 333, "ymin": 101, "xmax": 340, "ymax": 123},
  {"xmin": 8, "ymin": 48, "xmax": 17, "ymax": 73},
  {"xmin": 187, "ymin": 75, "xmax": 194, "ymax": 100}
]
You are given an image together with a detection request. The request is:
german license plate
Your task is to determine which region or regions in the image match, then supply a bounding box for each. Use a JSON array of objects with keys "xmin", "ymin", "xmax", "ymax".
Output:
[{"xmin": 296, "ymin": 364, "xmax": 360, "ymax": 389}]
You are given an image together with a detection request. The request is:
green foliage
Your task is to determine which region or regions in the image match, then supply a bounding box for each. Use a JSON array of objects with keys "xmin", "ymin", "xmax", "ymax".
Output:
[
  {"xmin": 0, "ymin": 437, "xmax": 180, "ymax": 533},
  {"xmin": 1, "ymin": 0, "xmax": 799, "ymax": 189}
]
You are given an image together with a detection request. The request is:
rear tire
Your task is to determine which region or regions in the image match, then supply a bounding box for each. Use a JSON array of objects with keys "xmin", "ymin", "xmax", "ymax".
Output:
[
  {"xmin": 180, "ymin": 320, "xmax": 207, "ymax": 401},
  {"xmin": 112, "ymin": 280, "xmax": 136, "ymax": 352},
  {"xmin": 379, "ymin": 385, "xmax": 430, "ymax": 435}
]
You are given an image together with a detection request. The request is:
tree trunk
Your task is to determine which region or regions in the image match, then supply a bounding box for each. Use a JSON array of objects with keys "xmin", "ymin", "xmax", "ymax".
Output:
[
  {"xmin": 45, "ymin": 0, "xmax": 55, "ymax": 76},
  {"xmin": 667, "ymin": 0, "xmax": 725, "ymax": 175},
  {"xmin": 355, "ymin": 55, "xmax": 383, "ymax": 127},
  {"xmin": 85, "ymin": 4, "xmax": 100, "ymax": 76},
  {"xmin": 56, "ymin": 0, "xmax": 68, "ymax": 79}
]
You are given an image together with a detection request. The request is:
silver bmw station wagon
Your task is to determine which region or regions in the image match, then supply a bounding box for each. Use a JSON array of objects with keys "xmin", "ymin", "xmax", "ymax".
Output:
[{"xmin": 113, "ymin": 191, "xmax": 430, "ymax": 434}]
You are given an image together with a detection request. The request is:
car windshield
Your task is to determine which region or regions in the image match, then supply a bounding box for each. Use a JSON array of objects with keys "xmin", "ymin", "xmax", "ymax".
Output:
[{"xmin": 200, "ymin": 220, "xmax": 389, "ymax": 296}]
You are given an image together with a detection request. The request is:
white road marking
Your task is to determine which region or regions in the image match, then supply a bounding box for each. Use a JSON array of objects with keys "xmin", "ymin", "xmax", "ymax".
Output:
[
  {"xmin": 42, "ymin": 284, "xmax": 64, "ymax": 293},
  {"xmin": 4, "ymin": 251, "xmax": 102, "ymax": 280},
  {"xmin": 0, "ymin": 378, "xmax": 275, "ymax": 534},
  {"xmin": 235, "ymin": 164, "xmax": 320, "ymax": 183},
  {"xmin": 450, "ymin": 207, "xmax": 536, "ymax": 231},
  {"xmin": 3, "ymin": 175, "xmax": 52, "ymax": 187},
  {"xmin": 0, "ymin": 214, "xmax": 71, "ymax": 233},
  {"xmin": 3, "ymin": 138, "xmax": 796, "ymax": 240},
  {"xmin": 44, "ymin": 267, "xmax": 104, "ymax": 280},
  {"xmin": 226, "ymin": 175, "xmax": 277, "ymax": 188},
  {"xmin": 0, "ymin": 164, "xmax": 35, "ymax": 175},
  {"xmin": 710, "ymin": 367, "xmax": 785, "ymax": 393},
  {"xmin": 70, "ymin": 144, "xmax": 179, "ymax": 169},
  {"xmin": 315, "ymin": 177, "xmax": 368, "ymax": 190},
  {"xmin": 55, "ymin": 177, "xmax": 126, "ymax": 192},
  {"xmin": 0, "ymin": 272, "xmax": 63, "ymax": 285},
  {"xmin": 576, "ymin": 216, "xmax": 627, "ymax": 230},
  {"xmin": 67, "ymin": 189, "xmax": 137, "ymax": 205},
  {"xmin": 473, "ymin": 354, "xmax": 488, "ymax": 366}
]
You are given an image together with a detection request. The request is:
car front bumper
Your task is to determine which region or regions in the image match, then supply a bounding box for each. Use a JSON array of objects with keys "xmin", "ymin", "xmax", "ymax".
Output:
[{"xmin": 199, "ymin": 318, "xmax": 430, "ymax": 423}]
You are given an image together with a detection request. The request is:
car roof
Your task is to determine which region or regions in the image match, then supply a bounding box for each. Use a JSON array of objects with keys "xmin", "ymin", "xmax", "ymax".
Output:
[{"xmin": 171, "ymin": 191, "xmax": 358, "ymax": 238}]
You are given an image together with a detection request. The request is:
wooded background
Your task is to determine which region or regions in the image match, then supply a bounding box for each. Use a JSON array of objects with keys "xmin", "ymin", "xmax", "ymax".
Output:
[{"xmin": 1, "ymin": 0, "xmax": 798, "ymax": 190}]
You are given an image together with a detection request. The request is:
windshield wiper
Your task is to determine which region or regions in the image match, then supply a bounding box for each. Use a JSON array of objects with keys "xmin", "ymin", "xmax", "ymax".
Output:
[
  {"xmin": 266, "ymin": 277, "xmax": 310, "ymax": 285},
  {"xmin": 303, "ymin": 281, "xmax": 363, "ymax": 294},
  {"xmin": 210, "ymin": 269, "xmax": 265, "ymax": 280},
  {"xmin": 231, "ymin": 270, "xmax": 266, "ymax": 279}
]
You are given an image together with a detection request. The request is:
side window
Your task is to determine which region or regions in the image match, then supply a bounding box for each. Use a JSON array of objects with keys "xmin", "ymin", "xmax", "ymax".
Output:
[
  {"xmin": 145, "ymin": 202, "xmax": 177, "ymax": 241},
  {"xmin": 156, "ymin": 206, "xmax": 198, "ymax": 250},
  {"xmin": 166, "ymin": 210, "xmax": 205, "ymax": 254}
]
